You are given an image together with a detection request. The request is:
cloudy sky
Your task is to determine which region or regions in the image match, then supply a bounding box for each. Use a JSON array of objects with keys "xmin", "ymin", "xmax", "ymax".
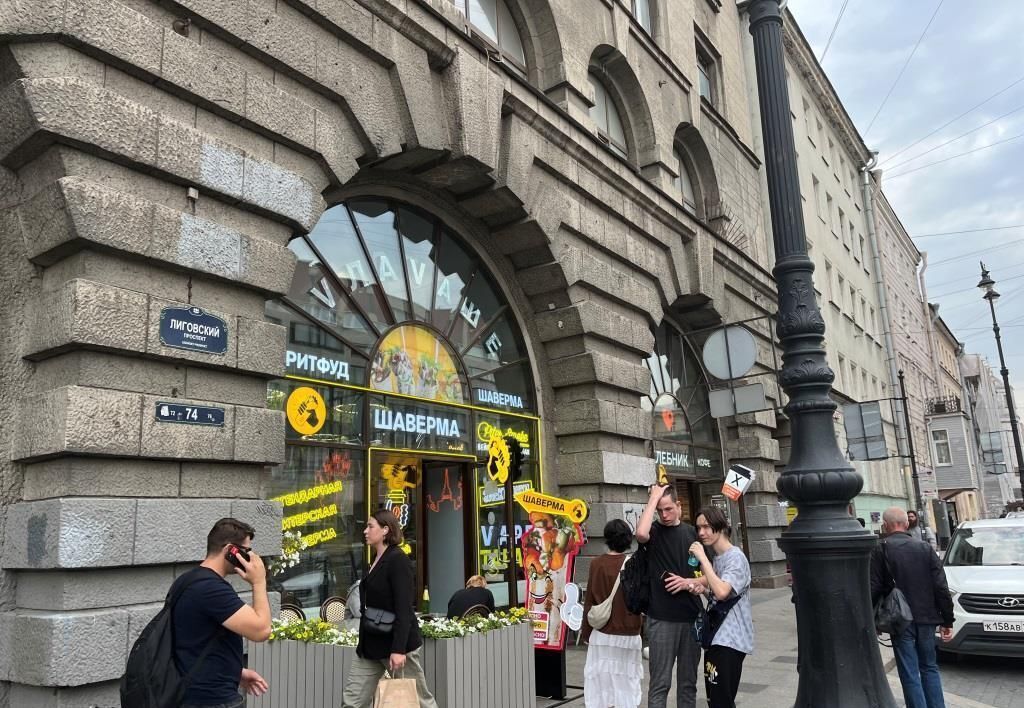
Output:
[{"xmin": 786, "ymin": 0, "xmax": 1024, "ymax": 405}]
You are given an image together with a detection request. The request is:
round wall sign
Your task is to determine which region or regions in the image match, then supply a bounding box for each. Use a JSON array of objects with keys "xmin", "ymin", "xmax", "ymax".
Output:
[
  {"xmin": 286, "ymin": 386, "xmax": 327, "ymax": 436},
  {"xmin": 701, "ymin": 326, "xmax": 757, "ymax": 380}
]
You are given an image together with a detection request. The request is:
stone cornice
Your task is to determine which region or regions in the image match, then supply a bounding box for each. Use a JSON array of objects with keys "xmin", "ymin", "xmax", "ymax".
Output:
[{"xmin": 782, "ymin": 9, "xmax": 871, "ymax": 167}]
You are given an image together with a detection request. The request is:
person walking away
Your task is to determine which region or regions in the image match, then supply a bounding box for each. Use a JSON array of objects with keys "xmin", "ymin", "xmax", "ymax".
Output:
[
  {"xmin": 342, "ymin": 510, "xmax": 439, "ymax": 708},
  {"xmin": 635, "ymin": 484, "xmax": 703, "ymax": 708},
  {"xmin": 687, "ymin": 508, "xmax": 753, "ymax": 708},
  {"xmin": 581, "ymin": 519, "xmax": 644, "ymax": 708},
  {"xmin": 172, "ymin": 517, "xmax": 271, "ymax": 708},
  {"xmin": 870, "ymin": 507, "xmax": 954, "ymax": 708},
  {"xmin": 446, "ymin": 575, "xmax": 496, "ymax": 618}
]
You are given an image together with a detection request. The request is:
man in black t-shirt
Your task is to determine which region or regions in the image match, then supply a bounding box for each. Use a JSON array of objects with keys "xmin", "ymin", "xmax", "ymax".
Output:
[
  {"xmin": 172, "ymin": 518, "xmax": 272, "ymax": 708},
  {"xmin": 635, "ymin": 485, "xmax": 702, "ymax": 708}
]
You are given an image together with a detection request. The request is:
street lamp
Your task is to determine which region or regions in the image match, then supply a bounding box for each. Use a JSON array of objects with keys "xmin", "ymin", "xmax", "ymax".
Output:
[
  {"xmin": 744, "ymin": 2, "xmax": 896, "ymax": 705},
  {"xmin": 978, "ymin": 262, "xmax": 1024, "ymax": 498}
]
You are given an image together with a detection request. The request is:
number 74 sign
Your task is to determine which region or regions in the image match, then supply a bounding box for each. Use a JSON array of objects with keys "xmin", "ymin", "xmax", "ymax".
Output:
[{"xmin": 722, "ymin": 464, "xmax": 755, "ymax": 501}]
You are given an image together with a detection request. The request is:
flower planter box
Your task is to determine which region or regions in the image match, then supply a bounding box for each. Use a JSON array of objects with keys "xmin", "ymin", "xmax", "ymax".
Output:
[{"xmin": 248, "ymin": 623, "xmax": 534, "ymax": 707}]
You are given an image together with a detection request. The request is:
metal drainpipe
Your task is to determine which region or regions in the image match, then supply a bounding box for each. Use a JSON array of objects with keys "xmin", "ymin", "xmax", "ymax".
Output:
[{"xmin": 860, "ymin": 161, "xmax": 915, "ymax": 507}]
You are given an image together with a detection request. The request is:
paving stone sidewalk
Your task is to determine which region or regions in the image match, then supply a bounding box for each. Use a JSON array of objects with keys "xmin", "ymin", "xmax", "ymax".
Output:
[{"xmin": 538, "ymin": 587, "xmax": 994, "ymax": 708}]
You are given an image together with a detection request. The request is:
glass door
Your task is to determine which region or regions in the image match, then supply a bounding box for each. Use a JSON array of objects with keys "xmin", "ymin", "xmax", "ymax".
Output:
[{"xmin": 422, "ymin": 461, "xmax": 471, "ymax": 615}]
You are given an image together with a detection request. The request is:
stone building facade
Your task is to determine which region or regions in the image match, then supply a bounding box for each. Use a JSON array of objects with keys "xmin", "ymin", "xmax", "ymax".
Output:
[
  {"xmin": 0, "ymin": 0, "xmax": 785, "ymax": 703},
  {"xmin": 772, "ymin": 12, "xmax": 909, "ymax": 532},
  {"xmin": 871, "ymin": 187, "xmax": 940, "ymax": 518}
]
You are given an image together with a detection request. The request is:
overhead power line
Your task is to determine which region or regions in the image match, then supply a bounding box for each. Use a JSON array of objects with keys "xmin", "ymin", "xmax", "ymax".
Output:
[
  {"xmin": 878, "ymin": 73, "xmax": 1024, "ymax": 167},
  {"xmin": 819, "ymin": 0, "xmax": 849, "ymax": 64},
  {"xmin": 913, "ymin": 225, "xmax": 1024, "ymax": 239},
  {"xmin": 932, "ymin": 273, "xmax": 1024, "ymax": 300},
  {"xmin": 928, "ymin": 239, "xmax": 1024, "ymax": 266},
  {"xmin": 864, "ymin": 0, "xmax": 945, "ymax": 136},
  {"xmin": 885, "ymin": 130, "xmax": 1024, "ymax": 181},
  {"xmin": 882, "ymin": 103, "xmax": 1024, "ymax": 172}
]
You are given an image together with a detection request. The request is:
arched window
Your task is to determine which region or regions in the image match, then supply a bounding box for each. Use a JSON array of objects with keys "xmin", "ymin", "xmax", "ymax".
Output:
[
  {"xmin": 588, "ymin": 72, "xmax": 628, "ymax": 159},
  {"xmin": 456, "ymin": 0, "xmax": 527, "ymax": 73},
  {"xmin": 673, "ymin": 147, "xmax": 698, "ymax": 211}
]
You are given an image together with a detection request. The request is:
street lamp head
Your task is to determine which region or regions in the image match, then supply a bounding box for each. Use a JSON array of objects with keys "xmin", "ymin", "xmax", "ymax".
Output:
[{"xmin": 979, "ymin": 262, "xmax": 999, "ymax": 300}]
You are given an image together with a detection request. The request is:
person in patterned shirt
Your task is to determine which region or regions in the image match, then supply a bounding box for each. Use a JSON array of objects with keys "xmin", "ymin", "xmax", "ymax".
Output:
[{"xmin": 687, "ymin": 507, "xmax": 753, "ymax": 708}]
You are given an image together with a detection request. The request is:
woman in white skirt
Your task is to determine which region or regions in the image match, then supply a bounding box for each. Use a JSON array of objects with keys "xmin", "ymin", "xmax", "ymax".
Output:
[{"xmin": 581, "ymin": 519, "xmax": 643, "ymax": 708}]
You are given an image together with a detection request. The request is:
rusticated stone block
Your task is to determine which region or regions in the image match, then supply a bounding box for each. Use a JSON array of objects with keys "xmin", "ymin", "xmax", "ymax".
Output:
[
  {"xmin": 230, "ymin": 499, "xmax": 283, "ymax": 556},
  {"xmin": 235, "ymin": 317, "xmax": 286, "ymax": 376},
  {"xmin": 556, "ymin": 450, "xmax": 655, "ymax": 486},
  {"xmin": 22, "ymin": 457, "xmax": 180, "ymax": 500},
  {"xmin": 748, "ymin": 539, "xmax": 788, "ymax": 563},
  {"xmin": 743, "ymin": 502, "xmax": 789, "ymax": 528},
  {"xmin": 0, "ymin": 608, "xmax": 129, "ymax": 686},
  {"xmin": 11, "ymin": 386, "xmax": 142, "ymax": 461},
  {"xmin": 16, "ymin": 566, "xmax": 175, "ymax": 611},
  {"xmin": 2, "ymin": 498, "xmax": 138, "ymax": 570},
  {"xmin": 139, "ymin": 394, "xmax": 235, "ymax": 461},
  {"xmin": 160, "ymin": 27, "xmax": 246, "ymax": 115},
  {"xmin": 180, "ymin": 462, "xmax": 263, "ymax": 498},
  {"xmin": 233, "ymin": 405, "xmax": 285, "ymax": 465},
  {"xmin": 24, "ymin": 278, "xmax": 148, "ymax": 359},
  {"xmin": 134, "ymin": 499, "xmax": 233, "ymax": 563},
  {"xmin": 65, "ymin": 0, "xmax": 163, "ymax": 76},
  {"xmin": 8, "ymin": 679, "xmax": 121, "ymax": 708}
]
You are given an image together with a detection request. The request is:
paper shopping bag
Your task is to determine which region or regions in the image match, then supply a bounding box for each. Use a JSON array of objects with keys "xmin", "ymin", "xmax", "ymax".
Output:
[{"xmin": 373, "ymin": 676, "xmax": 419, "ymax": 708}]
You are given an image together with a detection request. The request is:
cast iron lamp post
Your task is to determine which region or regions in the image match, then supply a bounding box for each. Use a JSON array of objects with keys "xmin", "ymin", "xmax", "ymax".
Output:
[
  {"xmin": 744, "ymin": 2, "xmax": 896, "ymax": 705},
  {"xmin": 978, "ymin": 263, "xmax": 1024, "ymax": 495}
]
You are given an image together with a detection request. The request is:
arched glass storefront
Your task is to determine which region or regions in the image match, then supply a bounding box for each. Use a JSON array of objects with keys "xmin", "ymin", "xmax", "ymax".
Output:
[
  {"xmin": 642, "ymin": 321, "xmax": 725, "ymax": 523},
  {"xmin": 264, "ymin": 199, "xmax": 540, "ymax": 617}
]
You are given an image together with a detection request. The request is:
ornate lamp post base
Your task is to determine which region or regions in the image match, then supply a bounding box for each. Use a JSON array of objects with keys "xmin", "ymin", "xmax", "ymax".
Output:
[{"xmin": 745, "ymin": 2, "xmax": 897, "ymax": 705}]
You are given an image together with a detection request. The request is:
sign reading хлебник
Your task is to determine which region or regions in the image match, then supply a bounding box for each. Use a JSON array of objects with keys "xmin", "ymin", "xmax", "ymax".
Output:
[{"xmin": 159, "ymin": 306, "xmax": 229, "ymax": 354}]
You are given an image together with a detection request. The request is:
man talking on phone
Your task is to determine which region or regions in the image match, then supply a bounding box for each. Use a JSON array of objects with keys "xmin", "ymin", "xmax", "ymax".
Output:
[
  {"xmin": 171, "ymin": 517, "xmax": 272, "ymax": 708},
  {"xmin": 635, "ymin": 484, "xmax": 703, "ymax": 708}
]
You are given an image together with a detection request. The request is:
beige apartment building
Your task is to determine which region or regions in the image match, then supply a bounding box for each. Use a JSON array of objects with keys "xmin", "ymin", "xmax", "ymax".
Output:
[{"xmin": 774, "ymin": 11, "xmax": 909, "ymax": 532}]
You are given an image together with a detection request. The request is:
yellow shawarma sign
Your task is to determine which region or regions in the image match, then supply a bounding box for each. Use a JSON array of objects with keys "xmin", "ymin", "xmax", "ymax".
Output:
[
  {"xmin": 286, "ymin": 386, "xmax": 326, "ymax": 436},
  {"xmin": 515, "ymin": 489, "xmax": 589, "ymax": 524}
]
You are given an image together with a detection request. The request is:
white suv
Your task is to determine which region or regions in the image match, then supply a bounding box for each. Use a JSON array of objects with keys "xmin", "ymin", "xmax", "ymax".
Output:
[{"xmin": 941, "ymin": 518, "xmax": 1024, "ymax": 657}]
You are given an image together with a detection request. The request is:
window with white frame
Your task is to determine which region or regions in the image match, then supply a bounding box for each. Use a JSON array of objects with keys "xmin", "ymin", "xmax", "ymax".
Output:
[
  {"xmin": 632, "ymin": 0, "xmax": 653, "ymax": 33},
  {"xmin": 588, "ymin": 72, "xmax": 628, "ymax": 159},
  {"xmin": 456, "ymin": 0, "xmax": 527, "ymax": 72},
  {"xmin": 931, "ymin": 429, "xmax": 952, "ymax": 466}
]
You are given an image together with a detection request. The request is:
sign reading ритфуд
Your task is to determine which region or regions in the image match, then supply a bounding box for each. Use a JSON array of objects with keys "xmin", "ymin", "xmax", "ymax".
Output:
[
  {"xmin": 155, "ymin": 402, "xmax": 226, "ymax": 427},
  {"xmin": 159, "ymin": 306, "xmax": 229, "ymax": 354}
]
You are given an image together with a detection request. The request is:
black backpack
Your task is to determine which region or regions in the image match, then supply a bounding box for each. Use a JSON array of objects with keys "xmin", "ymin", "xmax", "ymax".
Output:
[
  {"xmin": 621, "ymin": 543, "xmax": 650, "ymax": 616},
  {"xmin": 120, "ymin": 568, "xmax": 224, "ymax": 708}
]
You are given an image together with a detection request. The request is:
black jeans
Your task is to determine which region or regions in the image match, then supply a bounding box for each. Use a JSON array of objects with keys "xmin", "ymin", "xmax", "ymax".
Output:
[
  {"xmin": 182, "ymin": 695, "xmax": 245, "ymax": 708},
  {"xmin": 704, "ymin": 645, "xmax": 745, "ymax": 708}
]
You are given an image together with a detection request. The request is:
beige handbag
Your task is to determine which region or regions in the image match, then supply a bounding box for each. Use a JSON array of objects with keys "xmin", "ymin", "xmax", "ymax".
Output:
[
  {"xmin": 374, "ymin": 671, "xmax": 419, "ymax": 708},
  {"xmin": 586, "ymin": 555, "xmax": 628, "ymax": 630}
]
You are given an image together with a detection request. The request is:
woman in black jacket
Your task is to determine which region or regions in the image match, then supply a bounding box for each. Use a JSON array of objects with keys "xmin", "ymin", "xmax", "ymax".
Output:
[{"xmin": 341, "ymin": 510, "xmax": 438, "ymax": 708}]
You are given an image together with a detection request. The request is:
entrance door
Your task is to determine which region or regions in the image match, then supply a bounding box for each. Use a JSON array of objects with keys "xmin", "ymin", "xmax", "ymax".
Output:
[{"xmin": 421, "ymin": 460, "xmax": 472, "ymax": 615}]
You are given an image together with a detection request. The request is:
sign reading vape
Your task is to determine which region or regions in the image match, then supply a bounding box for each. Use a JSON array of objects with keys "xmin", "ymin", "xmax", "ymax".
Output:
[{"xmin": 159, "ymin": 306, "xmax": 228, "ymax": 354}]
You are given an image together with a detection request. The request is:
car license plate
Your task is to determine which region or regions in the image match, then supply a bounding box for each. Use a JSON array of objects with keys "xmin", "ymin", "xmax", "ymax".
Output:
[{"xmin": 983, "ymin": 621, "xmax": 1024, "ymax": 633}]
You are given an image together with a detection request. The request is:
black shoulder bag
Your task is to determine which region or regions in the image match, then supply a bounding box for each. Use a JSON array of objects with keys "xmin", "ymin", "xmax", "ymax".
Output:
[{"xmin": 873, "ymin": 541, "xmax": 913, "ymax": 636}]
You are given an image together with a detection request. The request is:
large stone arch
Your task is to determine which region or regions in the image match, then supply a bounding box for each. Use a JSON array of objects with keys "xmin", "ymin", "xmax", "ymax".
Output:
[
  {"xmin": 673, "ymin": 123, "xmax": 723, "ymax": 222},
  {"xmin": 587, "ymin": 44, "xmax": 658, "ymax": 165}
]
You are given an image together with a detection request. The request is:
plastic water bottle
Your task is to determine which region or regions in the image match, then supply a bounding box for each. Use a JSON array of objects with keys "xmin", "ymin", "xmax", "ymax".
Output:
[{"xmin": 688, "ymin": 552, "xmax": 700, "ymax": 568}]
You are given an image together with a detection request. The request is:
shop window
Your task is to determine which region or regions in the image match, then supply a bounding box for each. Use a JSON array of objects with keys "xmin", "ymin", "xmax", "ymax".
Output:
[
  {"xmin": 632, "ymin": 0, "xmax": 653, "ymax": 34},
  {"xmin": 932, "ymin": 429, "xmax": 952, "ymax": 466},
  {"xmin": 673, "ymin": 147, "xmax": 698, "ymax": 211},
  {"xmin": 455, "ymin": 0, "xmax": 527, "ymax": 74},
  {"xmin": 588, "ymin": 72, "xmax": 629, "ymax": 159},
  {"xmin": 266, "ymin": 198, "xmax": 542, "ymax": 614}
]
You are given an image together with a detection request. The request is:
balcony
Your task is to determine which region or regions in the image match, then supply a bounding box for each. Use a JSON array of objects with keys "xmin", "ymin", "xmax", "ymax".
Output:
[{"xmin": 926, "ymin": 396, "xmax": 962, "ymax": 415}]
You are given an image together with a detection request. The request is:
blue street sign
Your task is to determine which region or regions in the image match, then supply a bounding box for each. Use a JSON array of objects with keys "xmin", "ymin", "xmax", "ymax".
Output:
[
  {"xmin": 155, "ymin": 402, "xmax": 225, "ymax": 427},
  {"xmin": 159, "ymin": 306, "xmax": 229, "ymax": 354}
]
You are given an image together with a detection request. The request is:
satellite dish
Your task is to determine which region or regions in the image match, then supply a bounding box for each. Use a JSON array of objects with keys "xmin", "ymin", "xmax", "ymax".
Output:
[{"xmin": 702, "ymin": 326, "xmax": 757, "ymax": 380}]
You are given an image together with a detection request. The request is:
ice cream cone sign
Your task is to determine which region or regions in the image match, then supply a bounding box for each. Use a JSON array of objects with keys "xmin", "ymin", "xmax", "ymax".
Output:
[{"xmin": 722, "ymin": 464, "xmax": 755, "ymax": 501}]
